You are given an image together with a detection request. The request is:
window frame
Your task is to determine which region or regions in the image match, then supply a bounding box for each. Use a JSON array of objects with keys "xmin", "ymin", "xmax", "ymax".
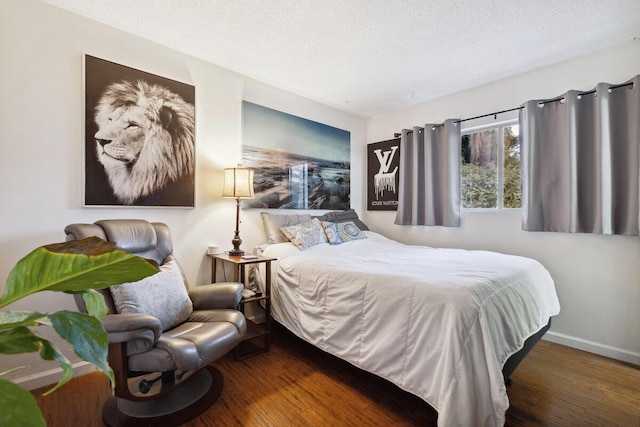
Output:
[{"xmin": 460, "ymin": 118, "xmax": 520, "ymax": 211}]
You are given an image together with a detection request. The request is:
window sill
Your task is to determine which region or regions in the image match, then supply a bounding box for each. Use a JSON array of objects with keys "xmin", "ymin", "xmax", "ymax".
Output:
[{"xmin": 461, "ymin": 208, "xmax": 522, "ymax": 213}]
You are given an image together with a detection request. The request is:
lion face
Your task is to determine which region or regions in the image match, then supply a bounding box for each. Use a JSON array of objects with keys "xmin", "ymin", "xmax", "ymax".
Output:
[
  {"xmin": 93, "ymin": 80, "xmax": 195, "ymax": 205},
  {"xmin": 95, "ymin": 105, "xmax": 150, "ymax": 167}
]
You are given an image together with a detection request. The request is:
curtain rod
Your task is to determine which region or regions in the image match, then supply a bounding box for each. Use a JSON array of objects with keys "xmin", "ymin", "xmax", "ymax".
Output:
[
  {"xmin": 537, "ymin": 81, "xmax": 634, "ymax": 106},
  {"xmin": 393, "ymin": 81, "xmax": 635, "ymax": 138},
  {"xmin": 393, "ymin": 106, "xmax": 523, "ymax": 138},
  {"xmin": 455, "ymin": 106, "xmax": 523, "ymax": 124}
]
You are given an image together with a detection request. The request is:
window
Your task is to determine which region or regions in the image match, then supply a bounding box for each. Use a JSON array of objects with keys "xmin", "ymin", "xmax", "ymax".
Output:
[{"xmin": 460, "ymin": 121, "xmax": 520, "ymax": 209}]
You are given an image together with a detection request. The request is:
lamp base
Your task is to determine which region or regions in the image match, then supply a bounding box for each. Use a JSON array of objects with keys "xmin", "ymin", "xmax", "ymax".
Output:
[{"xmin": 229, "ymin": 198, "xmax": 244, "ymax": 257}]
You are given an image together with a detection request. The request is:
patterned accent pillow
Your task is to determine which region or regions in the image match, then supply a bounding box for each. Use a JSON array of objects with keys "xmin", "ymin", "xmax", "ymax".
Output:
[
  {"xmin": 280, "ymin": 218, "xmax": 328, "ymax": 249},
  {"xmin": 322, "ymin": 220, "xmax": 367, "ymax": 245},
  {"xmin": 110, "ymin": 259, "xmax": 193, "ymax": 332}
]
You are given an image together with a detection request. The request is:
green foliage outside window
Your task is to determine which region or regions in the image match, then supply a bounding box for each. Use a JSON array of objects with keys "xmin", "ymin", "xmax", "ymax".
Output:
[
  {"xmin": 461, "ymin": 161, "xmax": 498, "ymax": 208},
  {"xmin": 460, "ymin": 124, "xmax": 521, "ymax": 209},
  {"xmin": 503, "ymin": 126, "xmax": 521, "ymax": 208}
]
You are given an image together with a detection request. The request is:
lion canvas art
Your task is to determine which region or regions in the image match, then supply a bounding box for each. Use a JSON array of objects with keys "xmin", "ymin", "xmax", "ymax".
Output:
[{"xmin": 84, "ymin": 55, "xmax": 195, "ymax": 207}]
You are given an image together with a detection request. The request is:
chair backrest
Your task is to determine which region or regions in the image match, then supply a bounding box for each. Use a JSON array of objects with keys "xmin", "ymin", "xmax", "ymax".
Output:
[
  {"xmin": 65, "ymin": 219, "xmax": 173, "ymax": 264},
  {"xmin": 65, "ymin": 219, "xmax": 175, "ymax": 314}
]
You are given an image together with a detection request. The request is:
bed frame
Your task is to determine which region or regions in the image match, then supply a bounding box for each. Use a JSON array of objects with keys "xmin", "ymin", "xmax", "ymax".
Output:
[{"xmin": 502, "ymin": 319, "xmax": 551, "ymax": 385}]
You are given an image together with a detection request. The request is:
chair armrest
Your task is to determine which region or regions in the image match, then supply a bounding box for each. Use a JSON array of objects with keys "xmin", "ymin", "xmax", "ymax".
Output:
[
  {"xmin": 102, "ymin": 313, "xmax": 162, "ymax": 350},
  {"xmin": 189, "ymin": 282, "xmax": 243, "ymax": 310}
]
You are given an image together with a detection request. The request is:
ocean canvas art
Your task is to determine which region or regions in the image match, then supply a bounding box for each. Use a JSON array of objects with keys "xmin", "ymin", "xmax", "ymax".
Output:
[{"xmin": 242, "ymin": 101, "xmax": 351, "ymax": 210}]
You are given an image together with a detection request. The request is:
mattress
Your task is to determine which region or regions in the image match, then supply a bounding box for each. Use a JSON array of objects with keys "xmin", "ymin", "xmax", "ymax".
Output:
[{"xmin": 258, "ymin": 231, "xmax": 560, "ymax": 426}]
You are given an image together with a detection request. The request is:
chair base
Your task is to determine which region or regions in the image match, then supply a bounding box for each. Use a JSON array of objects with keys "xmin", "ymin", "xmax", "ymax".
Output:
[{"xmin": 102, "ymin": 366, "xmax": 223, "ymax": 427}]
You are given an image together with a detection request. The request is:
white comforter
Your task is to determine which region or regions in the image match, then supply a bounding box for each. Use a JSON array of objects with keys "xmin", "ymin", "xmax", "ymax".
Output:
[{"xmin": 259, "ymin": 232, "xmax": 560, "ymax": 427}]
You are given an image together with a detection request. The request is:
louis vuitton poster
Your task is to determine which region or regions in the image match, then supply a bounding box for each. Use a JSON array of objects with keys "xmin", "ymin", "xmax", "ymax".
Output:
[{"xmin": 367, "ymin": 138, "xmax": 400, "ymax": 211}]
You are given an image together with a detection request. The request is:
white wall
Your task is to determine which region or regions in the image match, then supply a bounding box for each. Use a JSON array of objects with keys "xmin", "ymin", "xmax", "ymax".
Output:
[
  {"xmin": 0, "ymin": 0, "xmax": 365, "ymax": 389},
  {"xmin": 365, "ymin": 40, "xmax": 640, "ymax": 364}
]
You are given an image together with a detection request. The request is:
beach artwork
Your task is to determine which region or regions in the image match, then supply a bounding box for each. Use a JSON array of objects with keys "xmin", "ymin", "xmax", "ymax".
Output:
[{"xmin": 242, "ymin": 101, "xmax": 351, "ymax": 209}]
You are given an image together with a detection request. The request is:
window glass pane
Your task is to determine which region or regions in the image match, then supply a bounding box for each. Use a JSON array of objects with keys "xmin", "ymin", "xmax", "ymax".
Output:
[
  {"xmin": 461, "ymin": 129, "xmax": 498, "ymax": 208},
  {"xmin": 503, "ymin": 125, "xmax": 521, "ymax": 208}
]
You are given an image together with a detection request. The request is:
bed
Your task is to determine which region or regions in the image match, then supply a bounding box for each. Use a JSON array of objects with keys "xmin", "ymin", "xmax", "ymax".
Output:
[{"xmin": 254, "ymin": 211, "xmax": 560, "ymax": 427}]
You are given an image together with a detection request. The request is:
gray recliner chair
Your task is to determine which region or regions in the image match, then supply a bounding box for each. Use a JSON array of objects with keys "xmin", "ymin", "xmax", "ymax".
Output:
[{"xmin": 65, "ymin": 219, "xmax": 246, "ymax": 427}]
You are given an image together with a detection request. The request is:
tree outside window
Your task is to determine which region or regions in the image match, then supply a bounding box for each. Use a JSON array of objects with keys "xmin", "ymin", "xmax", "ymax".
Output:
[{"xmin": 461, "ymin": 122, "xmax": 520, "ymax": 209}]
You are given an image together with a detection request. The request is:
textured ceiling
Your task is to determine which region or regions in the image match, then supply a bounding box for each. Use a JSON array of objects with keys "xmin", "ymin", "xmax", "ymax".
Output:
[{"xmin": 40, "ymin": 0, "xmax": 640, "ymax": 117}]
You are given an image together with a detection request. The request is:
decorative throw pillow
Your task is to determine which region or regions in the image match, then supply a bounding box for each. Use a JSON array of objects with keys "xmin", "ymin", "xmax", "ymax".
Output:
[
  {"xmin": 110, "ymin": 259, "xmax": 193, "ymax": 332},
  {"xmin": 261, "ymin": 212, "xmax": 312, "ymax": 244},
  {"xmin": 321, "ymin": 222, "xmax": 343, "ymax": 245},
  {"xmin": 280, "ymin": 218, "xmax": 328, "ymax": 249},
  {"xmin": 313, "ymin": 209, "xmax": 370, "ymax": 231},
  {"xmin": 322, "ymin": 220, "xmax": 367, "ymax": 245}
]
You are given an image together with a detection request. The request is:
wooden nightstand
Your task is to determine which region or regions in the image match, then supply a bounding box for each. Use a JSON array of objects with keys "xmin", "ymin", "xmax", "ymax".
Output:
[{"xmin": 208, "ymin": 253, "xmax": 276, "ymax": 360}]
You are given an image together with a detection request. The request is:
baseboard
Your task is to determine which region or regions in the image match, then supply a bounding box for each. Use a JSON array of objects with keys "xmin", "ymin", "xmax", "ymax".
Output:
[
  {"xmin": 544, "ymin": 331, "xmax": 640, "ymax": 366},
  {"xmin": 14, "ymin": 361, "xmax": 97, "ymax": 391}
]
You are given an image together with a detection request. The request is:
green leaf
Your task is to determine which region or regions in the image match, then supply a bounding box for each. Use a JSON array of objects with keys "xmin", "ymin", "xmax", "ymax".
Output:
[
  {"xmin": 48, "ymin": 311, "xmax": 114, "ymax": 387},
  {"xmin": 36, "ymin": 338, "xmax": 73, "ymax": 395},
  {"xmin": 0, "ymin": 379, "xmax": 46, "ymax": 427},
  {"xmin": 0, "ymin": 325, "xmax": 75, "ymax": 395},
  {"xmin": 79, "ymin": 290, "xmax": 109, "ymax": 320},
  {"xmin": 0, "ymin": 312, "xmax": 46, "ymax": 331},
  {"xmin": 0, "ymin": 236, "xmax": 159, "ymax": 423},
  {"xmin": 0, "ymin": 237, "xmax": 158, "ymax": 308},
  {"xmin": 0, "ymin": 326, "xmax": 42, "ymax": 354}
]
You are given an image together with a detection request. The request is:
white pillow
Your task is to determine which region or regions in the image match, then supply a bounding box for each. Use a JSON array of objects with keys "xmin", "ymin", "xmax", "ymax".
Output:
[
  {"xmin": 280, "ymin": 218, "xmax": 328, "ymax": 249},
  {"xmin": 110, "ymin": 259, "xmax": 193, "ymax": 332},
  {"xmin": 261, "ymin": 212, "xmax": 312, "ymax": 244},
  {"xmin": 260, "ymin": 242, "xmax": 301, "ymax": 259}
]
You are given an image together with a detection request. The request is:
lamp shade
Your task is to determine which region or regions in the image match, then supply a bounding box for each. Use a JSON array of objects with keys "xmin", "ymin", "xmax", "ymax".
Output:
[{"xmin": 222, "ymin": 166, "xmax": 254, "ymax": 199}]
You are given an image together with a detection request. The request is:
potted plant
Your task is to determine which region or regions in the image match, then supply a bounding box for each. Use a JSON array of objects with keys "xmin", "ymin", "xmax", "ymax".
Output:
[{"xmin": 0, "ymin": 237, "xmax": 158, "ymax": 426}]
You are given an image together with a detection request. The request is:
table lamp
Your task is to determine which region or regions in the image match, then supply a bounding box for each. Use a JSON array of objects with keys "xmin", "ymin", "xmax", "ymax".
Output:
[{"xmin": 222, "ymin": 164, "xmax": 254, "ymax": 256}]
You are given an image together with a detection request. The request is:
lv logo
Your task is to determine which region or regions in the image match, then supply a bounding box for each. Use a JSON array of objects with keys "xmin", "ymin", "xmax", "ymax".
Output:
[{"xmin": 373, "ymin": 146, "xmax": 399, "ymax": 199}]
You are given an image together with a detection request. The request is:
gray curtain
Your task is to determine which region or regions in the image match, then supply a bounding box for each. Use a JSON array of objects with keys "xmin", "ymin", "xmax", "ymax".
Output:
[
  {"xmin": 394, "ymin": 119, "xmax": 461, "ymax": 226},
  {"xmin": 520, "ymin": 75, "xmax": 639, "ymax": 235}
]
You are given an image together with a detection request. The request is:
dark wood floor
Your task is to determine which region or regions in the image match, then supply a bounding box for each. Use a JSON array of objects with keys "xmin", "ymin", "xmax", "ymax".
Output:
[{"xmin": 33, "ymin": 324, "xmax": 640, "ymax": 426}]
